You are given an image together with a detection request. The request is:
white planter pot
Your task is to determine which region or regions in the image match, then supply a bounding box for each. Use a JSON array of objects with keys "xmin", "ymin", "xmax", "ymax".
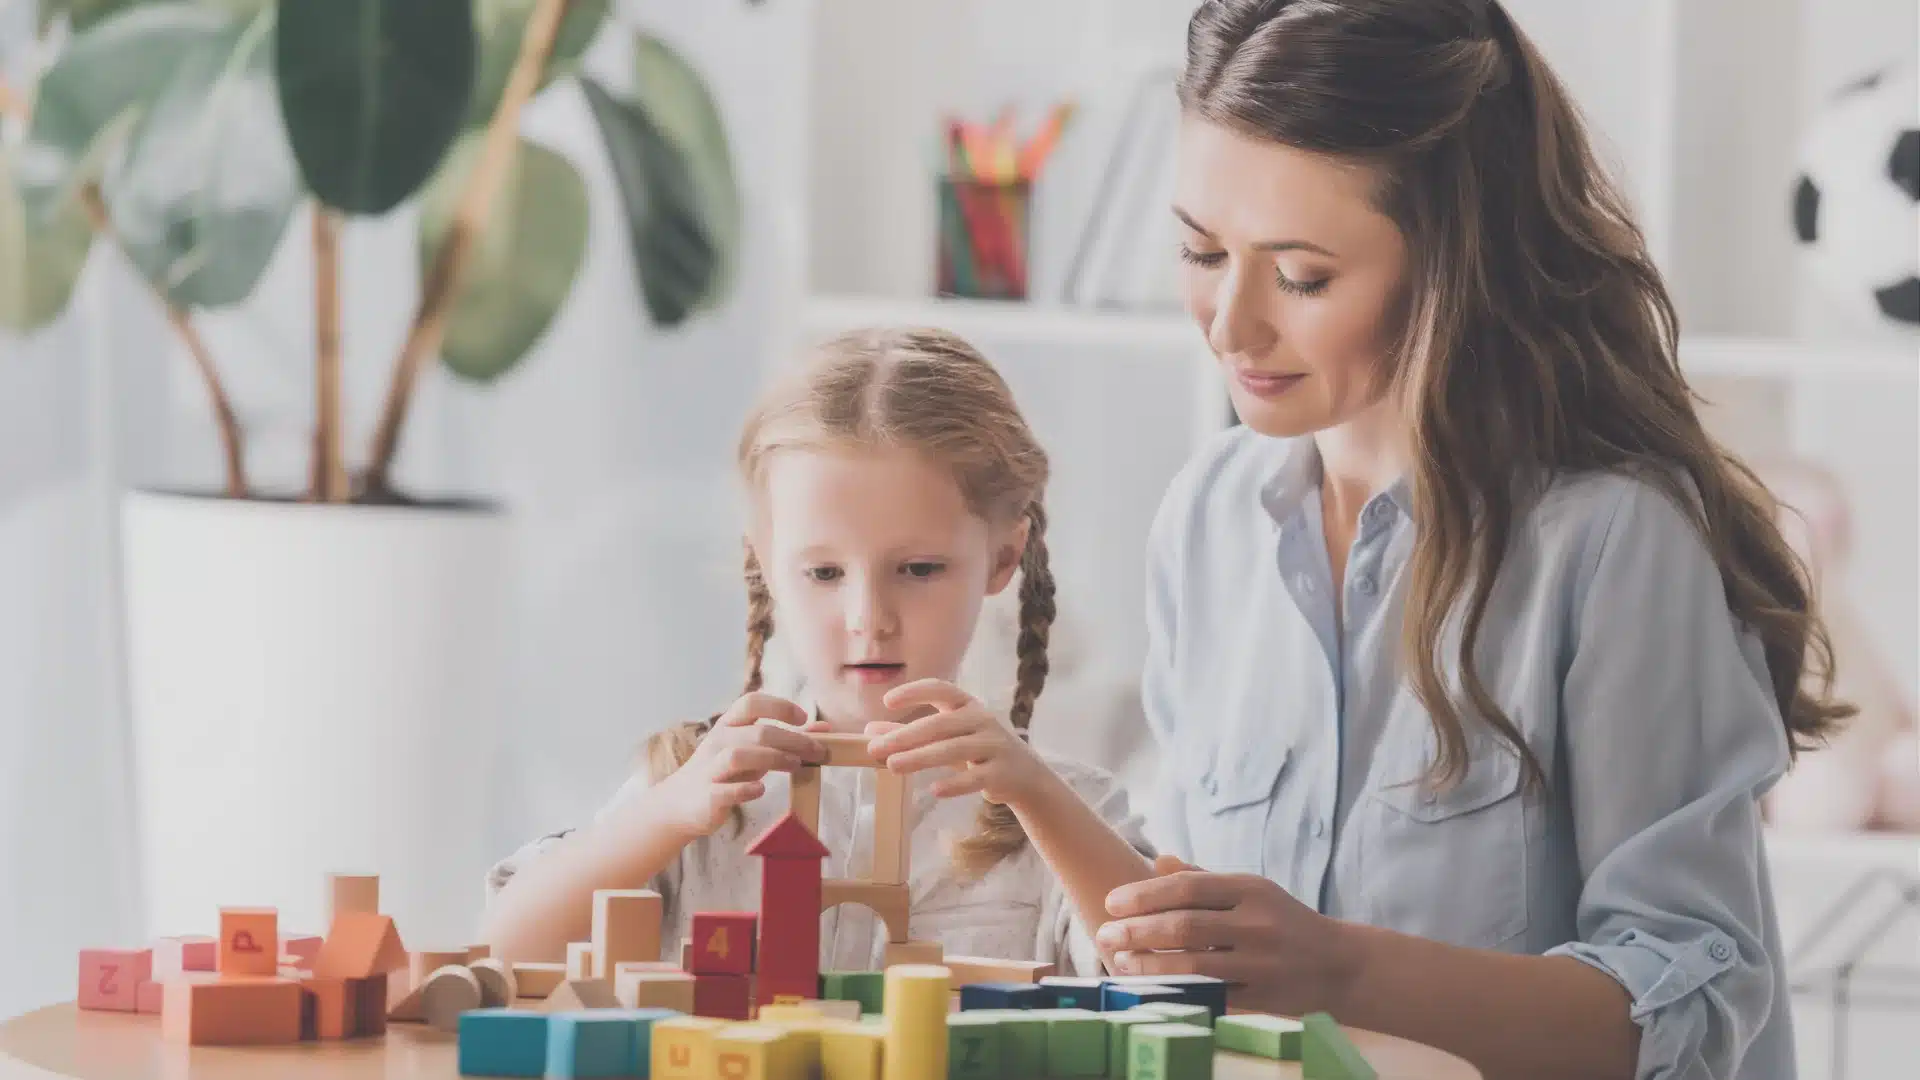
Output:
[{"xmin": 121, "ymin": 491, "xmax": 510, "ymax": 946}]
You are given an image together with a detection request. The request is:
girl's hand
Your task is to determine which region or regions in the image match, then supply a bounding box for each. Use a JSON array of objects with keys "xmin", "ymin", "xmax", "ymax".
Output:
[
  {"xmin": 1095, "ymin": 863, "xmax": 1362, "ymax": 1017},
  {"xmin": 868, "ymin": 679, "xmax": 1051, "ymax": 808},
  {"xmin": 659, "ymin": 692, "xmax": 824, "ymax": 838}
]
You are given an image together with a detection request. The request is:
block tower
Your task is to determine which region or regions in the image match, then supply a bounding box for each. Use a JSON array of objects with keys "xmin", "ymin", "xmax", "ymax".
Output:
[{"xmin": 746, "ymin": 813, "xmax": 829, "ymax": 1006}]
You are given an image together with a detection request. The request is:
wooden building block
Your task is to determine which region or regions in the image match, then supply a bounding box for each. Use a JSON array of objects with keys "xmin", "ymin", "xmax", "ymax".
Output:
[
  {"xmin": 217, "ymin": 908, "xmax": 278, "ymax": 977},
  {"xmin": 1135, "ymin": 1002, "xmax": 1213, "ymax": 1030},
  {"xmin": 591, "ymin": 889, "xmax": 664, "ymax": 977},
  {"xmin": 652, "ymin": 1015, "xmax": 728, "ymax": 1080},
  {"xmin": 1215, "ymin": 1014, "xmax": 1301, "ymax": 1060},
  {"xmin": 872, "ymin": 770, "xmax": 910, "ymax": 884},
  {"xmin": 135, "ymin": 980, "xmax": 164, "ymax": 1015},
  {"xmin": 820, "ymin": 1021, "xmax": 885, "ymax": 1080},
  {"xmin": 691, "ymin": 972, "xmax": 752, "ymax": 1020},
  {"xmin": 821, "ymin": 971, "xmax": 886, "ymax": 1015},
  {"xmin": 1103, "ymin": 974, "xmax": 1230, "ymax": 1019},
  {"xmin": 793, "ymin": 765, "xmax": 823, "ymax": 832},
  {"xmin": 714, "ymin": 1023, "xmax": 804, "ymax": 1080},
  {"xmin": 883, "ymin": 940, "xmax": 943, "ymax": 967},
  {"xmin": 615, "ymin": 967, "xmax": 695, "ymax": 1012},
  {"xmin": 547, "ymin": 1012, "xmax": 641, "ymax": 1079},
  {"xmin": 1301, "ymin": 1012, "xmax": 1376, "ymax": 1080},
  {"xmin": 752, "ymin": 1008, "xmax": 827, "ymax": 1065},
  {"xmin": 948, "ymin": 1012, "xmax": 1003, "ymax": 1079},
  {"xmin": 607, "ymin": 1008, "xmax": 681, "ymax": 1068},
  {"xmin": 960, "ymin": 982, "xmax": 1048, "ymax": 1011},
  {"xmin": 325, "ymin": 873, "xmax": 379, "ymax": 926},
  {"xmin": 680, "ymin": 940, "xmax": 691, "ymax": 970},
  {"xmin": 511, "ymin": 961, "xmax": 567, "ymax": 999},
  {"xmin": 1040, "ymin": 976, "xmax": 1107, "ymax": 1012},
  {"xmin": 1044, "ymin": 1008, "xmax": 1109, "ymax": 1077},
  {"xmin": 882, "ymin": 964, "xmax": 950, "ymax": 1080},
  {"xmin": 466, "ymin": 943, "xmax": 492, "ymax": 963},
  {"xmin": 470, "ymin": 958, "xmax": 518, "ymax": 1007},
  {"xmin": 813, "ymin": 732, "xmax": 881, "ymax": 767},
  {"xmin": 161, "ymin": 976, "xmax": 303, "ymax": 1046},
  {"xmin": 297, "ymin": 976, "xmax": 357, "ymax": 1040},
  {"xmin": 749, "ymin": 814, "xmax": 828, "ymax": 1007},
  {"xmin": 77, "ymin": 948, "xmax": 151, "ymax": 1012},
  {"xmin": 459, "ymin": 1008, "xmax": 549, "ymax": 1078},
  {"xmin": 387, "ymin": 980, "xmax": 427, "ymax": 1023},
  {"xmin": 820, "ymin": 880, "xmax": 910, "ymax": 944},
  {"xmin": 541, "ymin": 978, "xmax": 620, "ymax": 1013},
  {"xmin": 688, "ymin": 911, "xmax": 758, "ymax": 975},
  {"xmin": 351, "ymin": 974, "xmax": 389, "ymax": 1036},
  {"xmin": 1104, "ymin": 1010, "xmax": 1169, "ymax": 1073},
  {"xmin": 1128, "ymin": 1022, "xmax": 1214, "ymax": 1080},
  {"xmin": 567, "ymin": 941, "xmax": 594, "ymax": 980},
  {"xmin": 944, "ymin": 957, "xmax": 1056, "ymax": 985},
  {"xmin": 152, "ymin": 935, "xmax": 216, "ymax": 975},
  {"xmin": 780, "ymin": 998, "xmax": 861, "ymax": 1022},
  {"xmin": 279, "ymin": 933, "xmax": 323, "ymax": 971},
  {"xmin": 1102, "ymin": 983, "xmax": 1186, "ymax": 1012},
  {"xmin": 421, "ymin": 965, "xmax": 483, "ymax": 1033},
  {"xmin": 314, "ymin": 912, "xmax": 406, "ymax": 980},
  {"xmin": 406, "ymin": 950, "xmax": 471, "ymax": 997},
  {"xmin": 990, "ymin": 1010, "xmax": 1050, "ymax": 1076}
]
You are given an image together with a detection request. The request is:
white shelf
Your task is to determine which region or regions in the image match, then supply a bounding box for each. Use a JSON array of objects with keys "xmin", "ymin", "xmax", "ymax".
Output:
[{"xmin": 805, "ymin": 295, "xmax": 1918, "ymax": 383}]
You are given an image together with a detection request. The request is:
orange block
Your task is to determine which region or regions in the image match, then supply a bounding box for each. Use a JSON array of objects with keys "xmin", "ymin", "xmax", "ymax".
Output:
[
  {"xmin": 153, "ymin": 936, "xmax": 217, "ymax": 976},
  {"xmin": 279, "ymin": 934, "xmax": 323, "ymax": 971},
  {"xmin": 162, "ymin": 977, "xmax": 302, "ymax": 1046},
  {"xmin": 314, "ymin": 912, "xmax": 406, "ymax": 980},
  {"xmin": 297, "ymin": 976, "xmax": 358, "ymax": 1040},
  {"xmin": 218, "ymin": 909, "xmax": 279, "ymax": 977}
]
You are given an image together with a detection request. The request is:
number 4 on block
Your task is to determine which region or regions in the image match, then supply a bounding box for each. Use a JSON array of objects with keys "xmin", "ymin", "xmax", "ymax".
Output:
[{"xmin": 688, "ymin": 912, "xmax": 756, "ymax": 976}]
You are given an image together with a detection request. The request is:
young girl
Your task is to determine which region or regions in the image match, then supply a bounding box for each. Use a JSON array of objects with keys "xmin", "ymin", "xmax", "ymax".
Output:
[{"xmin": 480, "ymin": 327, "xmax": 1154, "ymax": 975}]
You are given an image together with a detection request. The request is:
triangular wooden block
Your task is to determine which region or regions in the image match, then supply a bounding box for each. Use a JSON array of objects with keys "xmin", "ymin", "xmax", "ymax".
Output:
[
  {"xmin": 385, "ymin": 980, "xmax": 427, "ymax": 1022},
  {"xmin": 540, "ymin": 978, "xmax": 619, "ymax": 1012},
  {"xmin": 314, "ymin": 913, "xmax": 407, "ymax": 980}
]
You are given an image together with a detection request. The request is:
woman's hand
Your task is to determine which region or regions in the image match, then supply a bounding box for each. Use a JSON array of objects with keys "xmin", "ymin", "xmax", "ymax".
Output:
[
  {"xmin": 657, "ymin": 692, "xmax": 825, "ymax": 839},
  {"xmin": 1096, "ymin": 858, "xmax": 1363, "ymax": 1018},
  {"xmin": 867, "ymin": 679, "xmax": 1052, "ymax": 808}
]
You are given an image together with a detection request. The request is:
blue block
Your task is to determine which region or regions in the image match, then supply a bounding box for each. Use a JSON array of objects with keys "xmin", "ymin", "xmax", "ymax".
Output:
[
  {"xmin": 1100, "ymin": 983, "xmax": 1186, "ymax": 1012},
  {"xmin": 1040, "ymin": 976, "xmax": 1109, "ymax": 1012},
  {"xmin": 607, "ymin": 1007, "xmax": 680, "ymax": 1069},
  {"xmin": 960, "ymin": 983, "xmax": 1050, "ymax": 1011},
  {"xmin": 458, "ymin": 1008, "xmax": 548, "ymax": 1078},
  {"xmin": 1103, "ymin": 975, "xmax": 1230, "ymax": 1019},
  {"xmin": 547, "ymin": 1012, "xmax": 638, "ymax": 1079}
]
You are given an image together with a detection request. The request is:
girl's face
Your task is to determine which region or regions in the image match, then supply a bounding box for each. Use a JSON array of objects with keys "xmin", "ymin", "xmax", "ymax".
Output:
[
  {"xmin": 754, "ymin": 446, "xmax": 1025, "ymax": 730},
  {"xmin": 1174, "ymin": 116, "xmax": 1410, "ymax": 438}
]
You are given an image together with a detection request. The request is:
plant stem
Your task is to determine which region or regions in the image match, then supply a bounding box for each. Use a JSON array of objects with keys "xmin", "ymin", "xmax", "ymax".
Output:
[
  {"xmin": 360, "ymin": 0, "xmax": 572, "ymax": 496},
  {"xmin": 78, "ymin": 186, "xmax": 249, "ymax": 499},
  {"xmin": 310, "ymin": 207, "xmax": 347, "ymax": 502}
]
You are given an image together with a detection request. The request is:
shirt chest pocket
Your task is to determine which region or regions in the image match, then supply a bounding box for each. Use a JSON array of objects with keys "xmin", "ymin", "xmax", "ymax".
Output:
[
  {"xmin": 1360, "ymin": 736, "xmax": 1530, "ymax": 950},
  {"xmin": 1180, "ymin": 744, "xmax": 1288, "ymax": 876}
]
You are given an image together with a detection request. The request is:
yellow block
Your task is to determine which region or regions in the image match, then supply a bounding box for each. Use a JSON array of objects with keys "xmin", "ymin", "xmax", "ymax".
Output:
[
  {"xmin": 652, "ymin": 1015, "xmax": 727, "ymax": 1080},
  {"xmin": 882, "ymin": 964, "xmax": 950, "ymax": 1080},
  {"xmin": 821, "ymin": 1021, "xmax": 886, "ymax": 1080},
  {"xmin": 755, "ymin": 1006, "xmax": 828, "ymax": 1063},
  {"xmin": 713, "ymin": 1023, "xmax": 804, "ymax": 1080}
]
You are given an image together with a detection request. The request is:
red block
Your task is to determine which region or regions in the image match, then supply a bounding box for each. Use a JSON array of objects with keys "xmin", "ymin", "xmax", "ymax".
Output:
[
  {"xmin": 136, "ymin": 981, "xmax": 164, "ymax": 1015},
  {"xmin": 691, "ymin": 973, "xmax": 752, "ymax": 1020},
  {"xmin": 153, "ymin": 936, "xmax": 217, "ymax": 975},
  {"xmin": 688, "ymin": 912, "xmax": 758, "ymax": 975},
  {"xmin": 78, "ymin": 948, "xmax": 152, "ymax": 1012},
  {"xmin": 746, "ymin": 814, "xmax": 826, "ymax": 1008}
]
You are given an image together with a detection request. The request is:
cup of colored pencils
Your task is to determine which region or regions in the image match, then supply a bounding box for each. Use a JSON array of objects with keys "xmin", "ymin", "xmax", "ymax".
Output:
[{"xmin": 936, "ymin": 102, "xmax": 1073, "ymax": 302}]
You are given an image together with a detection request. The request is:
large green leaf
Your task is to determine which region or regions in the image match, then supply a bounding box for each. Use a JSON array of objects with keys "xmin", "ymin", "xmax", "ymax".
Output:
[
  {"xmin": 276, "ymin": 0, "xmax": 476, "ymax": 215},
  {"xmin": 631, "ymin": 32, "xmax": 740, "ymax": 313},
  {"xmin": 18, "ymin": 3, "xmax": 233, "ymax": 223},
  {"xmin": 418, "ymin": 133, "xmax": 587, "ymax": 382},
  {"xmin": 102, "ymin": 4, "xmax": 298, "ymax": 308},
  {"xmin": 0, "ymin": 150, "xmax": 95, "ymax": 334},
  {"xmin": 464, "ymin": 0, "xmax": 608, "ymax": 128},
  {"xmin": 579, "ymin": 73, "xmax": 715, "ymax": 328}
]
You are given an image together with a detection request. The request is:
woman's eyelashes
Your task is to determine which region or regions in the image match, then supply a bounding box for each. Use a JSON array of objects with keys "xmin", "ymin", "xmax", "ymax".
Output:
[{"xmin": 1177, "ymin": 242, "xmax": 1331, "ymax": 297}]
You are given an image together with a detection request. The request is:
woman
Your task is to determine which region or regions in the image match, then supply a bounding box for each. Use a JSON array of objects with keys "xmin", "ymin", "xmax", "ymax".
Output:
[{"xmin": 1094, "ymin": 3, "xmax": 1849, "ymax": 1079}]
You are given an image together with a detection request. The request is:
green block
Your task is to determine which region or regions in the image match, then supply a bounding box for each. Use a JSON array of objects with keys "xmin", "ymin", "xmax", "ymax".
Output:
[
  {"xmin": 1135, "ymin": 1001, "xmax": 1213, "ymax": 1029},
  {"xmin": 822, "ymin": 971, "xmax": 887, "ymax": 1016},
  {"xmin": 1128, "ymin": 1022, "xmax": 1214, "ymax": 1080},
  {"xmin": 1044, "ymin": 1009, "xmax": 1108, "ymax": 1077},
  {"xmin": 1301, "ymin": 1013, "xmax": 1376, "ymax": 1080},
  {"xmin": 859, "ymin": 1012, "xmax": 886, "ymax": 1027},
  {"xmin": 1216, "ymin": 1014, "xmax": 1304, "ymax": 1061},
  {"xmin": 1104, "ymin": 1011, "xmax": 1171, "ymax": 1077},
  {"xmin": 947, "ymin": 1013, "xmax": 1002, "ymax": 1079},
  {"xmin": 970, "ymin": 1010, "xmax": 1047, "ymax": 1076}
]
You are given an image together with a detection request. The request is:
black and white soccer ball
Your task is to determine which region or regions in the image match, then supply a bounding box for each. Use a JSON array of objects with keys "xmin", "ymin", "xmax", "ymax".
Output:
[{"xmin": 1791, "ymin": 63, "xmax": 1919, "ymax": 328}]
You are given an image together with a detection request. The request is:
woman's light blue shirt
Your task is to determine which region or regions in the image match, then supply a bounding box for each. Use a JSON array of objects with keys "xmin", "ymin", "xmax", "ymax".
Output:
[{"xmin": 1143, "ymin": 426, "xmax": 1795, "ymax": 1079}]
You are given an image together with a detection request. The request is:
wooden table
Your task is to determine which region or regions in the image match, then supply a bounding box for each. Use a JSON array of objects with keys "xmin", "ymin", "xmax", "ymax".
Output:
[{"xmin": 1, "ymin": 1003, "xmax": 1482, "ymax": 1079}]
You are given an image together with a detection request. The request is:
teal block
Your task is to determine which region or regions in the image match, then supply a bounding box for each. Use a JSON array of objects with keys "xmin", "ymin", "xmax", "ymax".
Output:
[
  {"xmin": 822, "ymin": 970, "xmax": 886, "ymax": 1015},
  {"xmin": 1104, "ymin": 1011, "xmax": 1169, "ymax": 1077},
  {"xmin": 1044, "ymin": 1008, "xmax": 1108, "ymax": 1077},
  {"xmin": 1127, "ymin": 1022, "xmax": 1213, "ymax": 1080},
  {"xmin": 458, "ymin": 1008, "xmax": 548, "ymax": 1077},
  {"xmin": 947, "ymin": 1013, "xmax": 1003, "ymax": 1079},
  {"xmin": 1135, "ymin": 1002, "xmax": 1213, "ymax": 1029},
  {"xmin": 546, "ymin": 1012, "xmax": 637, "ymax": 1079},
  {"xmin": 1216, "ymin": 1014, "xmax": 1303, "ymax": 1060},
  {"xmin": 605, "ymin": 1008, "xmax": 680, "ymax": 1071},
  {"xmin": 1040, "ymin": 976, "xmax": 1107, "ymax": 1012},
  {"xmin": 1301, "ymin": 1013, "xmax": 1376, "ymax": 1080}
]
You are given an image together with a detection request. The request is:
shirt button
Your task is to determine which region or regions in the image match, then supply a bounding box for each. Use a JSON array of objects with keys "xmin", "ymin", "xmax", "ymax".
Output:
[
  {"xmin": 1367, "ymin": 501, "xmax": 1391, "ymax": 525},
  {"xmin": 1355, "ymin": 575, "xmax": 1377, "ymax": 596},
  {"xmin": 1310, "ymin": 819, "xmax": 1326, "ymax": 838},
  {"xmin": 1709, "ymin": 939, "xmax": 1733, "ymax": 962}
]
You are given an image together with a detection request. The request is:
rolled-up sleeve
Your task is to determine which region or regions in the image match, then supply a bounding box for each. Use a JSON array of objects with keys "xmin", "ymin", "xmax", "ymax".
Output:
[{"xmin": 1547, "ymin": 480, "xmax": 1794, "ymax": 1079}]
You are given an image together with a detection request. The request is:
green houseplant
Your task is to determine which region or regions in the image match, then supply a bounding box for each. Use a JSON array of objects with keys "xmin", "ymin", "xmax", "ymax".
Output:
[{"xmin": 1, "ymin": 0, "xmax": 744, "ymax": 501}]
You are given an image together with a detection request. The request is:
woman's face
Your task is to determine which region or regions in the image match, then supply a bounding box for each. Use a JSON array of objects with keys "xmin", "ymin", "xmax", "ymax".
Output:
[{"xmin": 1174, "ymin": 116, "xmax": 1410, "ymax": 438}]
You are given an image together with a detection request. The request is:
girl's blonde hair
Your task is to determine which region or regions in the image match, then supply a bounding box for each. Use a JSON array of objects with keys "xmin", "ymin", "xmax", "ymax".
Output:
[{"xmin": 645, "ymin": 326, "xmax": 1055, "ymax": 875}]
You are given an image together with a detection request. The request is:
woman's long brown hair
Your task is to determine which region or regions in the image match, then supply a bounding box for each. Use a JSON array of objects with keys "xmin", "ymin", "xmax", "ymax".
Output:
[{"xmin": 1181, "ymin": 0, "xmax": 1849, "ymax": 789}]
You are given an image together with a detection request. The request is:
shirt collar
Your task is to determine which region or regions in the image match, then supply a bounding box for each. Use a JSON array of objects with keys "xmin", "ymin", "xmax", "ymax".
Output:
[{"xmin": 1257, "ymin": 435, "xmax": 1414, "ymax": 527}]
